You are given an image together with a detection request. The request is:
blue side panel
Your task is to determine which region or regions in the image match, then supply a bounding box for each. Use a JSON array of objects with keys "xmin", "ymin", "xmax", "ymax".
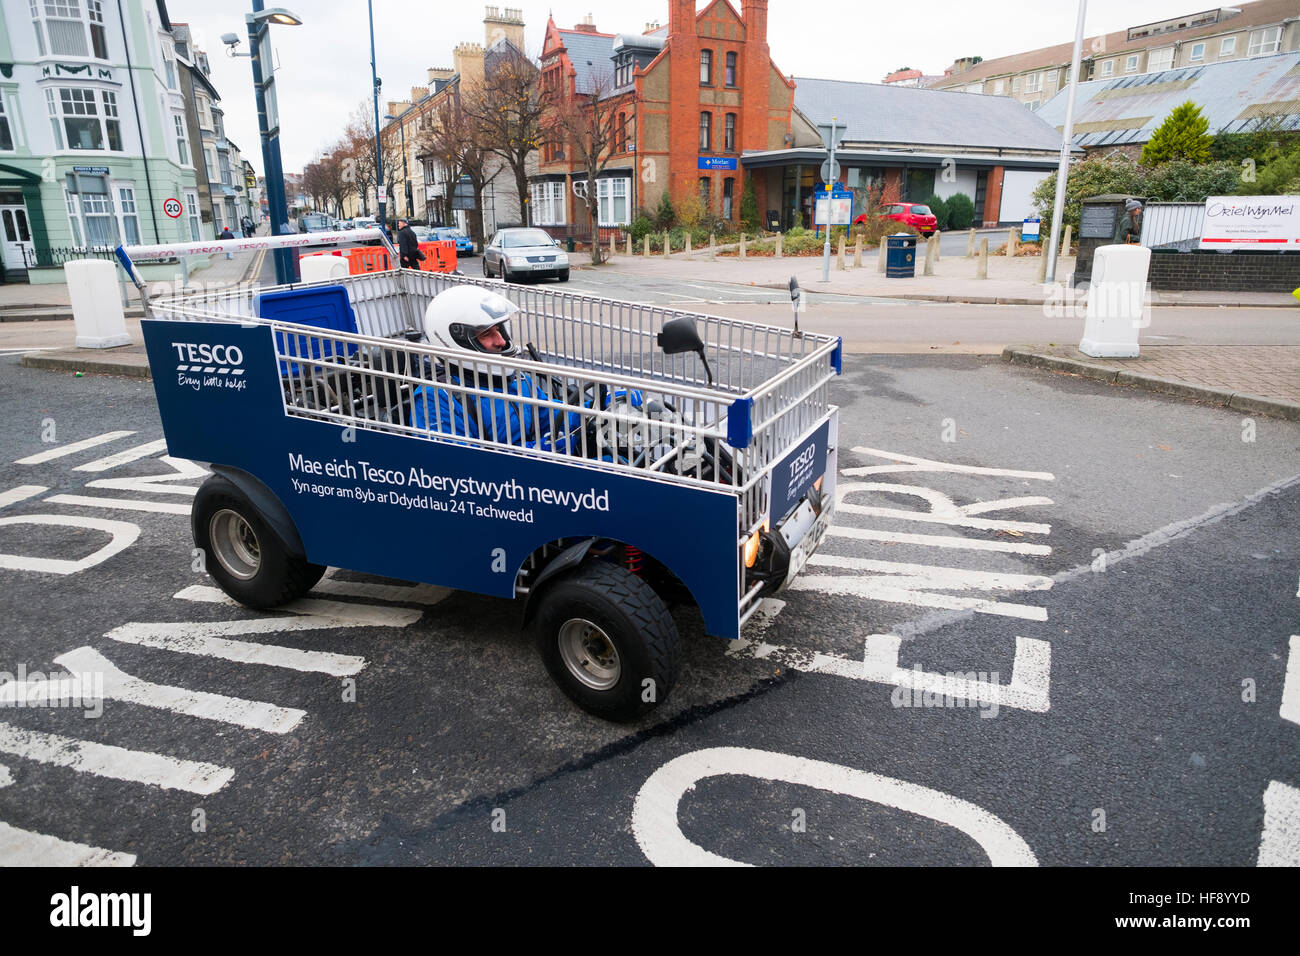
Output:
[
  {"xmin": 141, "ymin": 319, "xmax": 743, "ymax": 639},
  {"xmin": 726, "ymin": 397, "xmax": 753, "ymax": 449},
  {"xmin": 832, "ymin": 338, "xmax": 843, "ymax": 375},
  {"xmin": 256, "ymin": 285, "xmax": 359, "ymax": 375}
]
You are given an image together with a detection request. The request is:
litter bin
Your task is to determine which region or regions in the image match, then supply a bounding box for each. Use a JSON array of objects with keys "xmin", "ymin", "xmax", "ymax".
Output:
[
  {"xmin": 566, "ymin": 238, "xmax": 575, "ymax": 253},
  {"xmin": 885, "ymin": 233, "xmax": 918, "ymax": 278}
]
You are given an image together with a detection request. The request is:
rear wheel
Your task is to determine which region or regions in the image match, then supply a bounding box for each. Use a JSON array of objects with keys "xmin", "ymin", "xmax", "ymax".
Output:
[
  {"xmin": 193, "ymin": 477, "xmax": 324, "ymax": 609},
  {"xmin": 532, "ymin": 560, "xmax": 679, "ymax": 721}
]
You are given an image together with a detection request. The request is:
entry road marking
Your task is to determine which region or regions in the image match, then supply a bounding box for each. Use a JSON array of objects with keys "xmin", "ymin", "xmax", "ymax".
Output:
[
  {"xmin": 15, "ymin": 431, "xmax": 135, "ymax": 466},
  {"xmin": 74, "ymin": 439, "xmax": 169, "ymax": 472},
  {"xmin": 0, "ymin": 722, "xmax": 233, "ymax": 794},
  {"xmin": 632, "ymin": 747, "xmax": 1037, "ymax": 867},
  {"xmin": 0, "ymin": 820, "xmax": 136, "ymax": 867}
]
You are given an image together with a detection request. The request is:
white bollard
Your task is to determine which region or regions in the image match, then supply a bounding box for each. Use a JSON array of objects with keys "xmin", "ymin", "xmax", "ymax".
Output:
[
  {"xmin": 1079, "ymin": 244, "xmax": 1151, "ymax": 358},
  {"xmin": 67, "ymin": 259, "xmax": 131, "ymax": 349},
  {"xmin": 299, "ymin": 253, "xmax": 349, "ymax": 283}
]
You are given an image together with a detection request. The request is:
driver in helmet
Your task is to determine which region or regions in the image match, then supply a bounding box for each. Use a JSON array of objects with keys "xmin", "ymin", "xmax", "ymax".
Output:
[{"xmin": 411, "ymin": 285, "xmax": 555, "ymax": 445}]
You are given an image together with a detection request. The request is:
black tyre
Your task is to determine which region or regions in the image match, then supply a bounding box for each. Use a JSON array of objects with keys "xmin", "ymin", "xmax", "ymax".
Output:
[
  {"xmin": 532, "ymin": 559, "xmax": 679, "ymax": 721},
  {"xmin": 558, "ymin": 269, "xmax": 570, "ymax": 282},
  {"xmin": 482, "ymin": 255, "xmax": 492, "ymax": 277},
  {"xmin": 193, "ymin": 477, "xmax": 325, "ymax": 609}
]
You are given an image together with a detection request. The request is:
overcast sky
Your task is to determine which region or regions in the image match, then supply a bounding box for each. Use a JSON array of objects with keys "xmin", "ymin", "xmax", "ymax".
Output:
[{"xmin": 169, "ymin": 0, "xmax": 1213, "ymax": 172}]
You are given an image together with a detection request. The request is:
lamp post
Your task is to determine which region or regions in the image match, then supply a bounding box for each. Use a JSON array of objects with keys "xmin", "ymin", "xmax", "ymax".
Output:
[
  {"xmin": 384, "ymin": 113, "xmax": 411, "ymax": 221},
  {"xmin": 244, "ymin": 2, "xmax": 302, "ymax": 284},
  {"xmin": 368, "ymin": 0, "xmax": 386, "ymax": 233}
]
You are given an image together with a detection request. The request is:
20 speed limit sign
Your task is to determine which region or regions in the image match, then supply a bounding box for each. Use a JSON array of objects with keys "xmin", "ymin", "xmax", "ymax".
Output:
[{"xmin": 162, "ymin": 197, "xmax": 183, "ymax": 218}]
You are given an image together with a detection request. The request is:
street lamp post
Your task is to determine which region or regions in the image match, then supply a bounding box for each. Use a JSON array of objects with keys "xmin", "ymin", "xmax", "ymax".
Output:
[
  {"xmin": 244, "ymin": 1, "xmax": 302, "ymax": 284},
  {"xmin": 384, "ymin": 113, "xmax": 411, "ymax": 221},
  {"xmin": 368, "ymin": 0, "xmax": 385, "ymax": 233}
]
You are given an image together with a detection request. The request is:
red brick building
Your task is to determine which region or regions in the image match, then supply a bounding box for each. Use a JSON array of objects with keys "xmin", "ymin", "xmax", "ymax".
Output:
[{"xmin": 532, "ymin": 0, "xmax": 796, "ymax": 234}]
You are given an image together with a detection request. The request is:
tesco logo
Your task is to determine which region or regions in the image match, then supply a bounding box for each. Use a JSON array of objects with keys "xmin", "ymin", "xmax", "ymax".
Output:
[{"xmin": 170, "ymin": 342, "xmax": 244, "ymax": 366}]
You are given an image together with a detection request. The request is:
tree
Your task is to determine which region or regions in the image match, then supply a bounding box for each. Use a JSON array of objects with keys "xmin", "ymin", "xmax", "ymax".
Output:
[
  {"xmin": 653, "ymin": 191, "xmax": 676, "ymax": 230},
  {"xmin": 739, "ymin": 175, "xmax": 759, "ymax": 230},
  {"xmin": 946, "ymin": 192, "xmax": 976, "ymax": 230},
  {"xmin": 301, "ymin": 161, "xmax": 326, "ymax": 213},
  {"xmin": 419, "ymin": 94, "xmax": 492, "ymax": 244},
  {"xmin": 316, "ymin": 147, "xmax": 351, "ymax": 218},
  {"xmin": 1141, "ymin": 101, "xmax": 1212, "ymax": 165},
  {"xmin": 544, "ymin": 68, "xmax": 627, "ymax": 264},
  {"xmin": 343, "ymin": 103, "xmax": 400, "ymax": 218},
  {"xmin": 1246, "ymin": 142, "xmax": 1300, "ymax": 195},
  {"xmin": 463, "ymin": 46, "xmax": 551, "ymax": 224}
]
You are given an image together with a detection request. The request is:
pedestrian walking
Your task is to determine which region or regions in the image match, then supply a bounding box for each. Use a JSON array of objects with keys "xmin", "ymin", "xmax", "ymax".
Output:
[
  {"xmin": 396, "ymin": 217, "xmax": 425, "ymax": 271},
  {"xmin": 241, "ymin": 216, "xmax": 254, "ymax": 239},
  {"xmin": 219, "ymin": 225, "xmax": 235, "ymax": 259}
]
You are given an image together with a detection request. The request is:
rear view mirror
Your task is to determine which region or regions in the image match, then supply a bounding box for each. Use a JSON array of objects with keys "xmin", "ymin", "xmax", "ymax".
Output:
[
  {"xmin": 657, "ymin": 317, "xmax": 704, "ymax": 355},
  {"xmin": 658, "ymin": 317, "xmax": 714, "ymax": 387}
]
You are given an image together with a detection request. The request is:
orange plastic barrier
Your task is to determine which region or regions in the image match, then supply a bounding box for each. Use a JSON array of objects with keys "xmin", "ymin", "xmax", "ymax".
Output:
[
  {"xmin": 348, "ymin": 246, "xmax": 392, "ymax": 274},
  {"xmin": 299, "ymin": 243, "xmax": 457, "ymax": 277},
  {"xmin": 417, "ymin": 240, "xmax": 457, "ymax": 273},
  {"xmin": 300, "ymin": 241, "xmax": 457, "ymax": 276}
]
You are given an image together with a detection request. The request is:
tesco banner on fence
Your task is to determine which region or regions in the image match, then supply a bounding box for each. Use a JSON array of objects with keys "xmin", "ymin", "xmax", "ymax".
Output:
[{"xmin": 1199, "ymin": 196, "xmax": 1300, "ymax": 249}]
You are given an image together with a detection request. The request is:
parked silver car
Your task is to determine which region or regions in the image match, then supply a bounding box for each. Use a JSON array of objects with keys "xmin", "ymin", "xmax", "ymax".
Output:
[{"xmin": 482, "ymin": 228, "xmax": 569, "ymax": 283}]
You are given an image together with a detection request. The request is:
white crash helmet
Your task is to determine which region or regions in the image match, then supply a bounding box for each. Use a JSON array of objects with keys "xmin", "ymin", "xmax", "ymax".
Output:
[{"xmin": 422, "ymin": 285, "xmax": 521, "ymax": 380}]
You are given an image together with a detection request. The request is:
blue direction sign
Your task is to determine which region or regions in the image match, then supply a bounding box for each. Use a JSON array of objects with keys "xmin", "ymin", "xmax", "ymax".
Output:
[{"xmin": 698, "ymin": 157, "xmax": 738, "ymax": 170}]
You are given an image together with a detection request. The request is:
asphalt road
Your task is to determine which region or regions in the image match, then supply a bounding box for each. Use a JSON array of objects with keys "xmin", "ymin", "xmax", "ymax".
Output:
[{"xmin": 0, "ymin": 351, "xmax": 1297, "ymax": 867}]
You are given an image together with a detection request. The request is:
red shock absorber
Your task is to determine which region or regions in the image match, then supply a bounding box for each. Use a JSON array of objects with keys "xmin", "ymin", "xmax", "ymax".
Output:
[{"xmin": 624, "ymin": 545, "xmax": 643, "ymax": 575}]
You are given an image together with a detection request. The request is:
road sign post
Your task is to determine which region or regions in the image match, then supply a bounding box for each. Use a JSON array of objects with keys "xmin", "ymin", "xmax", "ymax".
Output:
[{"xmin": 816, "ymin": 118, "xmax": 846, "ymax": 283}]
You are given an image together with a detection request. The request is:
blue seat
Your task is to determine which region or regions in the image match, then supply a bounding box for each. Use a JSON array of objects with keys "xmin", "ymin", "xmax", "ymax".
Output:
[{"xmin": 257, "ymin": 285, "xmax": 359, "ymax": 376}]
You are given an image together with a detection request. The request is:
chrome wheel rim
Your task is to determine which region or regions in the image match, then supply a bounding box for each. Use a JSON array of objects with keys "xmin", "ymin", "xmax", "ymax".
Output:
[
  {"xmin": 557, "ymin": 618, "xmax": 620, "ymax": 690},
  {"xmin": 209, "ymin": 509, "xmax": 261, "ymax": 581}
]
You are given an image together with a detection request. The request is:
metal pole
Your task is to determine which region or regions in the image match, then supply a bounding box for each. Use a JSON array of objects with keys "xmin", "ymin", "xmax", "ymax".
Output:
[
  {"xmin": 249, "ymin": 0, "xmax": 292, "ymax": 284},
  {"xmin": 400, "ymin": 120, "xmax": 411, "ymax": 219},
  {"xmin": 369, "ymin": 0, "xmax": 385, "ymax": 235},
  {"xmin": 1045, "ymin": 0, "xmax": 1087, "ymax": 285},
  {"xmin": 820, "ymin": 117, "xmax": 838, "ymax": 283}
]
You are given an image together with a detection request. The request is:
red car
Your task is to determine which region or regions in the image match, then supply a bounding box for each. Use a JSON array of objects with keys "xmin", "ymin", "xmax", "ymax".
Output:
[{"xmin": 855, "ymin": 202, "xmax": 939, "ymax": 237}]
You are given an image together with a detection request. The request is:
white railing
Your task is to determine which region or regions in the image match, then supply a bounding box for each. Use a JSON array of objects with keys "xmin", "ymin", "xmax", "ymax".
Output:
[{"xmin": 1140, "ymin": 202, "xmax": 1203, "ymax": 249}]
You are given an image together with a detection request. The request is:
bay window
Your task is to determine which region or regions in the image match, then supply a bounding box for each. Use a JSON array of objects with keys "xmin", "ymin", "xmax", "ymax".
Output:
[
  {"xmin": 46, "ymin": 86, "xmax": 122, "ymax": 151},
  {"xmin": 596, "ymin": 177, "xmax": 628, "ymax": 226},
  {"xmin": 174, "ymin": 113, "xmax": 189, "ymax": 165},
  {"xmin": 65, "ymin": 183, "xmax": 117, "ymax": 247},
  {"xmin": 529, "ymin": 181, "xmax": 566, "ymax": 225},
  {"xmin": 114, "ymin": 183, "xmax": 139, "ymax": 245},
  {"xmin": 31, "ymin": 0, "xmax": 109, "ymax": 59},
  {"xmin": 185, "ymin": 190, "xmax": 201, "ymax": 241},
  {"xmin": 0, "ymin": 97, "xmax": 14, "ymax": 151}
]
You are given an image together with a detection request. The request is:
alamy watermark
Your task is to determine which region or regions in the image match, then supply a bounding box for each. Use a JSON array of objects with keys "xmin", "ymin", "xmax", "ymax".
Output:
[
  {"xmin": 890, "ymin": 665, "xmax": 1001, "ymax": 718},
  {"xmin": 0, "ymin": 664, "xmax": 104, "ymax": 718}
]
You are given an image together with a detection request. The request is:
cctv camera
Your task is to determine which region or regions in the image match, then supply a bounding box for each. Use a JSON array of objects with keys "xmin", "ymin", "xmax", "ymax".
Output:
[{"xmin": 221, "ymin": 32, "xmax": 240, "ymax": 46}]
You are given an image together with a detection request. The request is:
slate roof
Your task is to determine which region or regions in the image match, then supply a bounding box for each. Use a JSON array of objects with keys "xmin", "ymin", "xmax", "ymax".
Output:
[
  {"xmin": 557, "ymin": 29, "xmax": 617, "ymax": 95},
  {"xmin": 930, "ymin": 0, "xmax": 1299, "ymax": 90},
  {"xmin": 791, "ymin": 77, "xmax": 1074, "ymax": 152},
  {"xmin": 1036, "ymin": 51, "xmax": 1300, "ymax": 147}
]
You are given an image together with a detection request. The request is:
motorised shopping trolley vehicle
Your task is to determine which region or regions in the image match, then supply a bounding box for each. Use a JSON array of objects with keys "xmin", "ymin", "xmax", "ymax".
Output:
[{"xmin": 118, "ymin": 231, "xmax": 842, "ymax": 720}]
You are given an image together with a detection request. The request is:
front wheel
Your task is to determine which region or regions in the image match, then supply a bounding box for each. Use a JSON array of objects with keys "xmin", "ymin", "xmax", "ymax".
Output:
[
  {"xmin": 532, "ymin": 560, "xmax": 680, "ymax": 721},
  {"xmin": 558, "ymin": 269, "xmax": 570, "ymax": 283},
  {"xmin": 482, "ymin": 256, "xmax": 492, "ymax": 277},
  {"xmin": 193, "ymin": 476, "xmax": 325, "ymax": 609}
]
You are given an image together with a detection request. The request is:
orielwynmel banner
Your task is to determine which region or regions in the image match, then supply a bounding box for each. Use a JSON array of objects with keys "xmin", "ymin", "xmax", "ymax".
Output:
[{"xmin": 1198, "ymin": 196, "xmax": 1300, "ymax": 249}]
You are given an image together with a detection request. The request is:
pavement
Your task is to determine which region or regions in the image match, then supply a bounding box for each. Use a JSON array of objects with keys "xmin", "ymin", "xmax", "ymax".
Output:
[
  {"xmin": 2, "ymin": 235, "xmax": 1297, "ymax": 420},
  {"xmin": 583, "ymin": 240, "xmax": 1298, "ymax": 308}
]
